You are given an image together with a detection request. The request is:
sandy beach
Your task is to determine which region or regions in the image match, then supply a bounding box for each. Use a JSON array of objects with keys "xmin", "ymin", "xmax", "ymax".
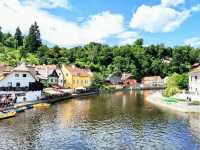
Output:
[{"xmin": 147, "ymin": 92, "xmax": 200, "ymax": 113}]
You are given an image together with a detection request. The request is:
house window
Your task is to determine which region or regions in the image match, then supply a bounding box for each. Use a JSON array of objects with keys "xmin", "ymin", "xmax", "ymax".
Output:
[
  {"xmin": 23, "ymin": 74, "xmax": 27, "ymax": 77},
  {"xmin": 195, "ymin": 76, "xmax": 198, "ymax": 80},
  {"xmin": 66, "ymin": 73, "xmax": 68, "ymax": 76},
  {"xmin": 73, "ymin": 80, "xmax": 75, "ymax": 84},
  {"xmin": 8, "ymin": 82, "xmax": 12, "ymax": 87},
  {"xmin": 51, "ymin": 79, "xmax": 54, "ymax": 82},
  {"xmin": 15, "ymin": 74, "xmax": 19, "ymax": 77},
  {"xmin": 16, "ymin": 82, "xmax": 20, "ymax": 87},
  {"xmin": 77, "ymin": 80, "xmax": 79, "ymax": 84}
]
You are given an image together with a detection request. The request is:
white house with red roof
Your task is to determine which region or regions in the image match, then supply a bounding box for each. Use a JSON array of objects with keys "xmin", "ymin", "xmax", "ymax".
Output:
[{"xmin": 0, "ymin": 63, "xmax": 43, "ymax": 103}]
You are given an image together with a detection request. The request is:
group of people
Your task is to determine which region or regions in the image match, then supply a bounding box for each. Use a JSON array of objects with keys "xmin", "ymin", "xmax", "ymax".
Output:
[{"xmin": 0, "ymin": 95, "xmax": 16, "ymax": 108}]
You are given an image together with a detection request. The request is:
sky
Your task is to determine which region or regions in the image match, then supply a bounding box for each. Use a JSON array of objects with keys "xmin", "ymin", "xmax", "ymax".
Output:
[{"xmin": 0, "ymin": 0, "xmax": 200, "ymax": 47}]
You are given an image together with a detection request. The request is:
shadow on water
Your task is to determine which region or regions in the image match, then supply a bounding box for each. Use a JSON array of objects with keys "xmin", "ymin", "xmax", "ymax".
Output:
[{"xmin": 0, "ymin": 90, "xmax": 199, "ymax": 150}]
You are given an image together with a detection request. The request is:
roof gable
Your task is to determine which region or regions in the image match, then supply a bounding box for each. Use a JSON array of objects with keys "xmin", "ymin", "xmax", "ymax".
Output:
[
  {"xmin": 142, "ymin": 76, "xmax": 162, "ymax": 81},
  {"xmin": 64, "ymin": 65, "xmax": 92, "ymax": 77},
  {"xmin": 49, "ymin": 70, "xmax": 59, "ymax": 78}
]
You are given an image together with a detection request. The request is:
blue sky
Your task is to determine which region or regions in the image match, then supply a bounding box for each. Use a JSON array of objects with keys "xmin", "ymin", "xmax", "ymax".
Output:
[{"xmin": 0, "ymin": 0, "xmax": 200, "ymax": 47}]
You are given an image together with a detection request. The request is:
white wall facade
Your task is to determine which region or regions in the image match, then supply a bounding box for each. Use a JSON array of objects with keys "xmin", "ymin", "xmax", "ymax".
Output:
[
  {"xmin": 0, "ymin": 71, "xmax": 35, "ymax": 87},
  {"xmin": 189, "ymin": 72, "xmax": 200, "ymax": 94},
  {"xmin": 142, "ymin": 80, "xmax": 164, "ymax": 87},
  {"xmin": 56, "ymin": 68, "xmax": 64, "ymax": 87},
  {"xmin": 0, "ymin": 91, "xmax": 42, "ymax": 103}
]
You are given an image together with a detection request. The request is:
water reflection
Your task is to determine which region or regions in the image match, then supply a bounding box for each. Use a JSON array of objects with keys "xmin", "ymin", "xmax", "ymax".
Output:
[{"xmin": 0, "ymin": 90, "xmax": 199, "ymax": 150}]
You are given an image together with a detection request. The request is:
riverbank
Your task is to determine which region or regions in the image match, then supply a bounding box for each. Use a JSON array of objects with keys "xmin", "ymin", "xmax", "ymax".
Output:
[
  {"xmin": 5, "ymin": 91, "xmax": 99, "ymax": 111},
  {"xmin": 147, "ymin": 92, "xmax": 200, "ymax": 113},
  {"xmin": 4, "ymin": 87, "xmax": 129, "ymax": 112}
]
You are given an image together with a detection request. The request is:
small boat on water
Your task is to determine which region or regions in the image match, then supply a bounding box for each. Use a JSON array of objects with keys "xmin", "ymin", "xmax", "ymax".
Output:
[
  {"xmin": 0, "ymin": 111, "xmax": 16, "ymax": 120},
  {"xmin": 33, "ymin": 103, "xmax": 50, "ymax": 109},
  {"xmin": 26, "ymin": 104, "xmax": 33, "ymax": 109},
  {"xmin": 16, "ymin": 107, "xmax": 27, "ymax": 113}
]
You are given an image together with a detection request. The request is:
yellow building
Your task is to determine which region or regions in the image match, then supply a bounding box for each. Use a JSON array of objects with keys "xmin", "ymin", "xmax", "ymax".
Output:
[{"xmin": 61, "ymin": 64, "xmax": 93, "ymax": 89}]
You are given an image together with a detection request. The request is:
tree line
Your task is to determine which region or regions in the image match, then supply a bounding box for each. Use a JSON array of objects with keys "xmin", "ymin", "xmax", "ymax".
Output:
[{"xmin": 0, "ymin": 22, "xmax": 200, "ymax": 81}]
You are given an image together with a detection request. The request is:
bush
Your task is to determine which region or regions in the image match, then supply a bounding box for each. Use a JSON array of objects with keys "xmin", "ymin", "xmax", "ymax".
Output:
[{"xmin": 164, "ymin": 73, "xmax": 188, "ymax": 97}]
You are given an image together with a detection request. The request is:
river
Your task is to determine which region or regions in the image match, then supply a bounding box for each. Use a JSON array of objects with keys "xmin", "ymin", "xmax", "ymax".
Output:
[{"xmin": 0, "ymin": 90, "xmax": 199, "ymax": 150}]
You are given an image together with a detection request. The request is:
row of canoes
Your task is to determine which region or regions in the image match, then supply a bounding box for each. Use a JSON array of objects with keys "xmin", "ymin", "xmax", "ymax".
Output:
[{"xmin": 0, "ymin": 103, "xmax": 50, "ymax": 120}]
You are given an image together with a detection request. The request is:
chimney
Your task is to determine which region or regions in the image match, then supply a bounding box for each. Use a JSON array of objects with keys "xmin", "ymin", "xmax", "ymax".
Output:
[{"xmin": 72, "ymin": 64, "xmax": 75, "ymax": 69}]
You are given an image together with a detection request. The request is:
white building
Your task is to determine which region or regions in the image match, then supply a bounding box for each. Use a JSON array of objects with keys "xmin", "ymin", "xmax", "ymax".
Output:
[
  {"xmin": 189, "ymin": 67, "xmax": 200, "ymax": 94},
  {"xmin": 141, "ymin": 76, "xmax": 164, "ymax": 88},
  {"xmin": 0, "ymin": 63, "xmax": 43, "ymax": 103},
  {"xmin": 35, "ymin": 65, "xmax": 64, "ymax": 87}
]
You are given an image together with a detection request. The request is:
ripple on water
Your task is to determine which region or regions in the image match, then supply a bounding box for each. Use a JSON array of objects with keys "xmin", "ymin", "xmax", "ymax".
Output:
[{"xmin": 0, "ymin": 91, "xmax": 200, "ymax": 150}]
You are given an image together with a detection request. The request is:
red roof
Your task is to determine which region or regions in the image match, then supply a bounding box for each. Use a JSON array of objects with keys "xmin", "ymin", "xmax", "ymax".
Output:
[
  {"xmin": 142, "ymin": 76, "xmax": 162, "ymax": 81},
  {"xmin": 64, "ymin": 65, "xmax": 92, "ymax": 77},
  {"xmin": 192, "ymin": 63, "xmax": 200, "ymax": 68}
]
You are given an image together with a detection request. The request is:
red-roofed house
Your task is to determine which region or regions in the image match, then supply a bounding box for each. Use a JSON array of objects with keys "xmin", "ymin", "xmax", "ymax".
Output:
[
  {"xmin": 121, "ymin": 73, "xmax": 137, "ymax": 87},
  {"xmin": 61, "ymin": 64, "xmax": 93, "ymax": 89},
  {"xmin": 142, "ymin": 76, "xmax": 164, "ymax": 88}
]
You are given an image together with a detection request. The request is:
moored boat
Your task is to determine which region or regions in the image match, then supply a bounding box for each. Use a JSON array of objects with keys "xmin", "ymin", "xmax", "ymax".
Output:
[
  {"xmin": 26, "ymin": 104, "xmax": 33, "ymax": 109},
  {"xmin": 33, "ymin": 103, "xmax": 50, "ymax": 109},
  {"xmin": 0, "ymin": 111, "xmax": 16, "ymax": 120},
  {"xmin": 16, "ymin": 107, "xmax": 27, "ymax": 113}
]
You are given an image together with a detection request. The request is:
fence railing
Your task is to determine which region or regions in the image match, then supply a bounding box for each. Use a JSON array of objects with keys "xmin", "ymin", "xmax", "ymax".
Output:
[{"xmin": 0, "ymin": 87, "xmax": 42, "ymax": 91}]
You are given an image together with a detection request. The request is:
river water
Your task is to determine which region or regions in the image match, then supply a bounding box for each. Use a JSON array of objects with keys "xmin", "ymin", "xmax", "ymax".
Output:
[{"xmin": 0, "ymin": 90, "xmax": 200, "ymax": 150}]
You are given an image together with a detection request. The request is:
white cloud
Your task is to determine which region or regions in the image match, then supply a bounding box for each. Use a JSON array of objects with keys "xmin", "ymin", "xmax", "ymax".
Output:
[
  {"xmin": 117, "ymin": 31, "xmax": 140, "ymax": 45},
  {"xmin": 22, "ymin": 0, "xmax": 69, "ymax": 9},
  {"xmin": 191, "ymin": 4, "xmax": 200, "ymax": 12},
  {"xmin": 129, "ymin": 1, "xmax": 199, "ymax": 33},
  {"xmin": 0, "ymin": 0, "xmax": 125, "ymax": 47},
  {"xmin": 161, "ymin": 0, "xmax": 185, "ymax": 7},
  {"xmin": 184, "ymin": 37, "xmax": 200, "ymax": 48}
]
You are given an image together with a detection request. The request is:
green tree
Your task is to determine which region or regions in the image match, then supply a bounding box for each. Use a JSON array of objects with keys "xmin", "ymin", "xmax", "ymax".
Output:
[
  {"xmin": 25, "ymin": 22, "xmax": 41, "ymax": 52},
  {"xmin": 164, "ymin": 73, "xmax": 188, "ymax": 97},
  {"xmin": 14, "ymin": 27, "xmax": 23, "ymax": 48},
  {"xmin": 91, "ymin": 73, "xmax": 104, "ymax": 89},
  {"xmin": 0, "ymin": 27, "xmax": 3, "ymax": 43},
  {"xmin": 134, "ymin": 38, "xmax": 143, "ymax": 47},
  {"xmin": 21, "ymin": 53, "xmax": 40, "ymax": 65},
  {"xmin": 4, "ymin": 37, "xmax": 16, "ymax": 48}
]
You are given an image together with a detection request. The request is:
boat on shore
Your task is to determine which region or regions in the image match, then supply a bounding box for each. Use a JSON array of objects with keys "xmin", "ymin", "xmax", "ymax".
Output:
[{"xmin": 0, "ymin": 111, "xmax": 16, "ymax": 120}]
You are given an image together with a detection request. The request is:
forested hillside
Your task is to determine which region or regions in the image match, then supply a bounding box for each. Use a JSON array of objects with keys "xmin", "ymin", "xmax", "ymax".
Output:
[{"xmin": 0, "ymin": 22, "xmax": 199, "ymax": 81}]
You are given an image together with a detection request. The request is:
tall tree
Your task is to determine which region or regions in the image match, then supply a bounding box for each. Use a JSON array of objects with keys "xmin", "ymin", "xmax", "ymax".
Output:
[
  {"xmin": 26, "ymin": 22, "xmax": 41, "ymax": 52},
  {"xmin": 134, "ymin": 38, "xmax": 143, "ymax": 47},
  {"xmin": 0, "ymin": 27, "xmax": 3, "ymax": 43},
  {"xmin": 14, "ymin": 27, "xmax": 23, "ymax": 48}
]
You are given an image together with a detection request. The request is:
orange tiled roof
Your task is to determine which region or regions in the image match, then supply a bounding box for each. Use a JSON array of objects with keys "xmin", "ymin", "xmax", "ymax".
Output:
[
  {"xmin": 189, "ymin": 66, "xmax": 200, "ymax": 74},
  {"xmin": 0, "ymin": 64, "xmax": 13, "ymax": 75},
  {"xmin": 142, "ymin": 76, "xmax": 161, "ymax": 81},
  {"xmin": 64, "ymin": 65, "xmax": 92, "ymax": 77},
  {"xmin": 35, "ymin": 64, "xmax": 57, "ymax": 69}
]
